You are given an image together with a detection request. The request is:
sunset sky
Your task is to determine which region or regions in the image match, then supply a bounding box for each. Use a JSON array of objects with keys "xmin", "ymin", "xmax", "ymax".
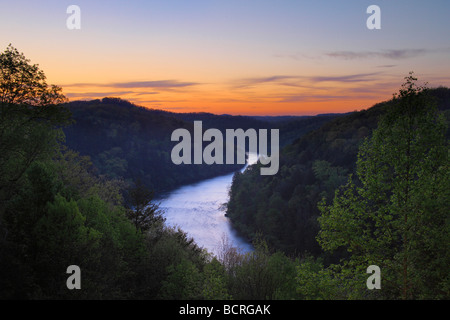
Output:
[{"xmin": 1, "ymin": 0, "xmax": 450, "ymax": 115}]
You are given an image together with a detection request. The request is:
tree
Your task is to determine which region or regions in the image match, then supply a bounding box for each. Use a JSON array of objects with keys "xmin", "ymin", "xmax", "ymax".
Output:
[
  {"xmin": 53, "ymin": 146, "xmax": 125, "ymax": 207},
  {"xmin": 0, "ymin": 44, "xmax": 71, "ymax": 201},
  {"xmin": 32, "ymin": 194, "xmax": 99, "ymax": 298},
  {"xmin": 126, "ymin": 179, "xmax": 164, "ymax": 233},
  {"xmin": 317, "ymin": 73, "xmax": 449, "ymax": 299},
  {"xmin": 159, "ymin": 259, "xmax": 203, "ymax": 299},
  {"xmin": 0, "ymin": 44, "xmax": 66, "ymax": 106},
  {"xmin": 296, "ymin": 256, "xmax": 346, "ymax": 300},
  {"xmin": 202, "ymin": 258, "xmax": 231, "ymax": 300}
]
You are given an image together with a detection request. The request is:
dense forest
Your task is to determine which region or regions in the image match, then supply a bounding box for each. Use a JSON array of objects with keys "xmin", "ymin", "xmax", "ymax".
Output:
[
  {"xmin": 63, "ymin": 99, "xmax": 341, "ymax": 193},
  {"xmin": 0, "ymin": 45, "xmax": 448, "ymax": 300},
  {"xmin": 64, "ymin": 99, "xmax": 242, "ymax": 193},
  {"xmin": 0, "ymin": 45, "xmax": 313, "ymax": 300},
  {"xmin": 227, "ymin": 78, "xmax": 449, "ymax": 298},
  {"xmin": 227, "ymin": 85, "xmax": 450, "ymax": 257},
  {"xmin": 0, "ymin": 45, "xmax": 341, "ymax": 300}
]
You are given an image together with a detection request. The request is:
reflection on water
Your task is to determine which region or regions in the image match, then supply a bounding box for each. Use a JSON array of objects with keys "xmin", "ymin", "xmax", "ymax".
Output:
[{"xmin": 157, "ymin": 154, "xmax": 258, "ymax": 256}]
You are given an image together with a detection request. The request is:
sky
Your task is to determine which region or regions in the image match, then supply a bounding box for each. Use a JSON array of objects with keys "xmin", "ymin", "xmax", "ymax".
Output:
[{"xmin": 1, "ymin": 0, "xmax": 450, "ymax": 115}]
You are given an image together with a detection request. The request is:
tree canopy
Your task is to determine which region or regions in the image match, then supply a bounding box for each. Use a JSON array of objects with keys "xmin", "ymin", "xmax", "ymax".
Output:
[
  {"xmin": 1, "ymin": 45, "xmax": 448, "ymax": 300},
  {"xmin": 0, "ymin": 44, "xmax": 71, "ymax": 201},
  {"xmin": 317, "ymin": 74, "xmax": 449, "ymax": 299}
]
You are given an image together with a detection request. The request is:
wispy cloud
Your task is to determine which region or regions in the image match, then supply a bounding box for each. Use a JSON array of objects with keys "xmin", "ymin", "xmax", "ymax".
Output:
[
  {"xmin": 376, "ymin": 64, "xmax": 397, "ymax": 68},
  {"xmin": 325, "ymin": 49, "xmax": 428, "ymax": 60},
  {"xmin": 245, "ymin": 75, "xmax": 297, "ymax": 84},
  {"xmin": 278, "ymin": 89, "xmax": 390, "ymax": 104},
  {"xmin": 275, "ymin": 48, "xmax": 450, "ymax": 62},
  {"xmin": 64, "ymin": 80, "xmax": 200, "ymax": 90},
  {"xmin": 233, "ymin": 75, "xmax": 300, "ymax": 89},
  {"xmin": 272, "ymin": 52, "xmax": 321, "ymax": 61},
  {"xmin": 65, "ymin": 91, "xmax": 158, "ymax": 98},
  {"xmin": 308, "ymin": 72, "xmax": 381, "ymax": 83},
  {"xmin": 278, "ymin": 94, "xmax": 351, "ymax": 103},
  {"xmin": 63, "ymin": 79, "xmax": 201, "ymax": 106},
  {"xmin": 277, "ymin": 79, "xmax": 398, "ymax": 104},
  {"xmin": 233, "ymin": 72, "xmax": 381, "ymax": 89},
  {"xmin": 109, "ymin": 80, "xmax": 199, "ymax": 89}
]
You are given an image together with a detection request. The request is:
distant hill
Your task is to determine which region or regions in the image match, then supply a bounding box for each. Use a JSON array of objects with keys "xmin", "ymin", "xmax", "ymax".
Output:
[
  {"xmin": 276, "ymin": 113, "xmax": 347, "ymax": 147},
  {"xmin": 250, "ymin": 114, "xmax": 344, "ymax": 123},
  {"xmin": 150, "ymin": 110, "xmax": 269, "ymax": 132},
  {"xmin": 64, "ymin": 98, "xmax": 243, "ymax": 193},
  {"xmin": 150, "ymin": 109, "xmax": 345, "ymax": 147},
  {"xmin": 226, "ymin": 87, "xmax": 450, "ymax": 256},
  {"xmin": 250, "ymin": 115, "xmax": 303, "ymax": 122},
  {"xmin": 63, "ymin": 98, "xmax": 345, "ymax": 193}
]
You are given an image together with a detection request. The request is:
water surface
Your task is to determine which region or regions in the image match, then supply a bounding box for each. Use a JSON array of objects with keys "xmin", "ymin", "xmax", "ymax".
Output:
[{"xmin": 157, "ymin": 154, "xmax": 257, "ymax": 256}]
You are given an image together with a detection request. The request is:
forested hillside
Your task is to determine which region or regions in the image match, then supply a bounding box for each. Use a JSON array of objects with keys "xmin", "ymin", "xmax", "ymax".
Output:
[
  {"xmin": 227, "ymin": 86, "xmax": 450, "ymax": 257},
  {"xmin": 0, "ymin": 45, "xmax": 214, "ymax": 299},
  {"xmin": 64, "ymin": 99, "xmax": 244, "ymax": 193},
  {"xmin": 64, "ymin": 99, "xmax": 343, "ymax": 193},
  {"xmin": 0, "ymin": 45, "xmax": 345, "ymax": 300},
  {"xmin": 0, "ymin": 45, "xmax": 306, "ymax": 300},
  {"xmin": 2, "ymin": 45, "xmax": 447, "ymax": 300}
]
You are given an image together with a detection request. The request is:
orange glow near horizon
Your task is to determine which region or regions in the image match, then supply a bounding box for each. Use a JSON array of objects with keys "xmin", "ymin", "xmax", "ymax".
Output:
[
  {"xmin": 59, "ymin": 80, "xmax": 399, "ymax": 116},
  {"xmin": 5, "ymin": 1, "xmax": 448, "ymax": 116}
]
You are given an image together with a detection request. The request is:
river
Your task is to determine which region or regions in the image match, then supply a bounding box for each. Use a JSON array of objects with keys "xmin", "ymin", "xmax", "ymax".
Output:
[{"xmin": 157, "ymin": 154, "xmax": 257, "ymax": 257}]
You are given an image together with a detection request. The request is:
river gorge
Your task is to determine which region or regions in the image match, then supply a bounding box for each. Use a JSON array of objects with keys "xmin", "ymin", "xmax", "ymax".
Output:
[{"xmin": 157, "ymin": 154, "xmax": 258, "ymax": 256}]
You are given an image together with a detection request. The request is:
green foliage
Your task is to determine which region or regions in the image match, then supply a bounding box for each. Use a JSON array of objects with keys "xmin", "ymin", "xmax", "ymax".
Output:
[
  {"xmin": 222, "ymin": 237, "xmax": 300, "ymax": 300},
  {"xmin": 317, "ymin": 74, "xmax": 450, "ymax": 299},
  {"xmin": 126, "ymin": 179, "xmax": 164, "ymax": 233},
  {"xmin": 2, "ymin": 46, "xmax": 449, "ymax": 300},
  {"xmin": 159, "ymin": 259, "xmax": 203, "ymax": 299},
  {"xmin": 143, "ymin": 225, "xmax": 208, "ymax": 299},
  {"xmin": 33, "ymin": 195, "xmax": 99, "ymax": 297},
  {"xmin": 296, "ymin": 257, "xmax": 343, "ymax": 300},
  {"xmin": 63, "ymin": 98, "xmax": 341, "ymax": 194},
  {"xmin": 226, "ymin": 112, "xmax": 373, "ymax": 255},
  {"xmin": 227, "ymin": 84, "xmax": 450, "ymax": 259},
  {"xmin": 202, "ymin": 258, "xmax": 231, "ymax": 300},
  {"xmin": 1, "ymin": 147, "xmax": 212, "ymax": 299},
  {"xmin": 0, "ymin": 45, "xmax": 71, "ymax": 203},
  {"xmin": 63, "ymin": 99, "xmax": 246, "ymax": 193},
  {"xmin": 53, "ymin": 147, "xmax": 125, "ymax": 207},
  {"xmin": 0, "ymin": 46, "xmax": 214, "ymax": 299},
  {"xmin": 312, "ymin": 160, "xmax": 348, "ymax": 196}
]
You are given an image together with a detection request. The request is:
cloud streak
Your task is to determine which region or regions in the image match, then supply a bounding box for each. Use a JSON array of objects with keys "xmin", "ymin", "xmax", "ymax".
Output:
[
  {"xmin": 233, "ymin": 75, "xmax": 300, "ymax": 89},
  {"xmin": 64, "ymin": 80, "xmax": 200, "ymax": 90},
  {"xmin": 65, "ymin": 91, "xmax": 159, "ymax": 99},
  {"xmin": 234, "ymin": 72, "xmax": 382, "ymax": 89},
  {"xmin": 376, "ymin": 64, "xmax": 397, "ymax": 68},
  {"xmin": 308, "ymin": 72, "xmax": 381, "ymax": 83},
  {"xmin": 325, "ymin": 49, "xmax": 428, "ymax": 60},
  {"xmin": 276, "ymin": 78, "xmax": 400, "ymax": 104},
  {"xmin": 109, "ymin": 80, "xmax": 199, "ymax": 89},
  {"xmin": 275, "ymin": 48, "xmax": 450, "ymax": 62}
]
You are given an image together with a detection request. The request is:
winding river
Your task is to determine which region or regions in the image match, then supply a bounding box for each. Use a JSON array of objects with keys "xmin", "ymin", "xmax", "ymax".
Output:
[{"xmin": 157, "ymin": 154, "xmax": 257, "ymax": 257}]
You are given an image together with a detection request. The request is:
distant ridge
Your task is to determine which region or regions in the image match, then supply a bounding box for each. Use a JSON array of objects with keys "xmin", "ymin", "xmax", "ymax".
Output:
[{"xmin": 63, "ymin": 97, "xmax": 345, "ymax": 193}]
